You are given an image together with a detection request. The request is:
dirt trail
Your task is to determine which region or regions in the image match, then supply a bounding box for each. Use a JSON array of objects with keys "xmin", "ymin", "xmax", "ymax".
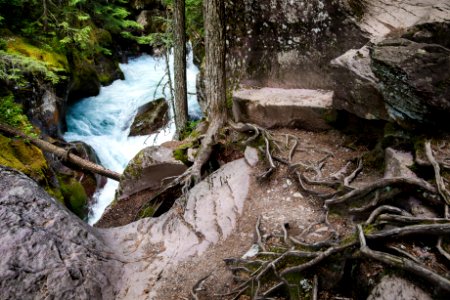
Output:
[{"xmin": 155, "ymin": 128, "xmax": 382, "ymax": 299}]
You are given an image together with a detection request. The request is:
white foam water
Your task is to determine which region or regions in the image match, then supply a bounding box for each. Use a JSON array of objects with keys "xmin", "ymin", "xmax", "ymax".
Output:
[{"xmin": 64, "ymin": 49, "xmax": 200, "ymax": 224}]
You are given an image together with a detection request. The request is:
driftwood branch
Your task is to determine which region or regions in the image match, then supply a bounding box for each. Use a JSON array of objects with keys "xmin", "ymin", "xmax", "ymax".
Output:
[{"xmin": 0, "ymin": 122, "xmax": 120, "ymax": 181}]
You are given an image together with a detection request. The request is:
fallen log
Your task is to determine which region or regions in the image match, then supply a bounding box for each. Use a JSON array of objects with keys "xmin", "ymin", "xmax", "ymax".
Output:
[{"xmin": 0, "ymin": 122, "xmax": 121, "ymax": 181}]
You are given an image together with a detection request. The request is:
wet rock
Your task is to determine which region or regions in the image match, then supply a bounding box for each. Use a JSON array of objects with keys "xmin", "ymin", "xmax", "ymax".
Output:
[
  {"xmin": 101, "ymin": 159, "xmax": 252, "ymax": 299},
  {"xmin": 244, "ymin": 146, "xmax": 259, "ymax": 167},
  {"xmin": 371, "ymin": 38, "xmax": 450, "ymax": 128},
  {"xmin": 384, "ymin": 148, "xmax": 416, "ymax": 178},
  {"xmin": 233, "ymin": 88, "xmax": 335, "ymax": 130},
  {"xmin": 0, "ymin": 166, "xmax": 118, "ymax": 299},
  {"xmin": 331, "ymin": 46, "xmax": 389, "ymax": 121},
  {"xmin": 367, "ymin": 275, "xmax": 432, "ymax": 300},
  {"xmin": 129, "ymin": 98, "xmax": 169, "ymax": 136}
]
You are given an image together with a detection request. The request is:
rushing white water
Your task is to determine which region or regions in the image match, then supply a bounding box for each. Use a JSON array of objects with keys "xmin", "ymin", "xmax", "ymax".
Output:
[{"xmin": 64, "ymin": 50, "xmax": 200, "ymax": 224}]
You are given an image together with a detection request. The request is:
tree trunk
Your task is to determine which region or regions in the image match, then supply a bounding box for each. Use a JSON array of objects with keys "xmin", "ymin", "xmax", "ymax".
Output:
[
  {"xmin": 173, "ymin": 0, "xmax": 188, "ymax": 137},
  {"xmin": 204, "ymin": 0, "xmax": 226, "ymax": 122},
  {"xmin": 189, "ymin": 0, "xmax": 226, "ymax": 181},
  {"xmin": 0, "ymin": 123, "xmax": 121, "ymax": 181}
]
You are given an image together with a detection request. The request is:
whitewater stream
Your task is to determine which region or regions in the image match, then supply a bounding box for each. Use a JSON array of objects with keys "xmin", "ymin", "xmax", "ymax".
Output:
[{"xmin": 64, "ymin": 51, "xmax": 201, "ymax": 224}]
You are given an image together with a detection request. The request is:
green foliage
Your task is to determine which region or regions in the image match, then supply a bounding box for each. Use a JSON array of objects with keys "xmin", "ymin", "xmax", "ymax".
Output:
[
  {"xmin": 0, "ymin": 94, "xmax": 36, "ymax": 135},
  {"xmin": 179, "ymin": 119, "xmax": 200, "ymax": 139},
  {"xmin": 0, "ymin": 50, "xmax": 61, "ymax": 84}
]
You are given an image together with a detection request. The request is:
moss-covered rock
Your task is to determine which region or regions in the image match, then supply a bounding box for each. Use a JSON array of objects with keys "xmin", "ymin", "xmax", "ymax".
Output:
[
  {"xmin": 58, "ymin": 175, "xmax": 89, "ymax": 220},
  {"xmin": 0, "ymin": 134, "xmax": 47, "ymax": 182},
  {"xmin": 5, "ymin": 36, "xmax": 69, "ymax": 72}
]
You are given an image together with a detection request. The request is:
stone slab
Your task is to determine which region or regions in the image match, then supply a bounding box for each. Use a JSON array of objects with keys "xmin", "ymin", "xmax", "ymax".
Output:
[{"xmin": 232, "ymin": 88, "xmax": 335, "ymax": 130}]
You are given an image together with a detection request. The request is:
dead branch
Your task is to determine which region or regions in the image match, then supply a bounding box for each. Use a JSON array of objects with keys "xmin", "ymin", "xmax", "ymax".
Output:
[
  {"xmin": 425, "ymin": 141, "xmax": 450, "ymax": 206},
  {"xmin": 0, "ymin": 122, "xmax": 120, "ymax": 181},
  {"xmin": 357, "ymin": 225, "xmax": 450, "ymax": 293}
]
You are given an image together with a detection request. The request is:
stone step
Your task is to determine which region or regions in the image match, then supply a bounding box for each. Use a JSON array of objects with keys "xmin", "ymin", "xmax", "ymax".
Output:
[{"xmin": 232, "ymin": 88, "xmax": 335, "ymax": 130}]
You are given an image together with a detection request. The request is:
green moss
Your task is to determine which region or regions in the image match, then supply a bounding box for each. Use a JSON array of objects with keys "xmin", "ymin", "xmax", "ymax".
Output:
[
  {"xmin": 0, "ymin": 134, "xmax": 47, "ymax": 182},
  {"xmin": 173, "ymin": 142, "xmax": 194, "ymax": 164},
  {"xmin": 6, "ymin": 36, "xmax": 68, "ymax": 72},
  {"xmin": 139, "ymin": 206, "xmax": 155, "ymax": 219},
  {"xmin": 58, "ymin": 175, "xmax": 88, "ymax": 220}
]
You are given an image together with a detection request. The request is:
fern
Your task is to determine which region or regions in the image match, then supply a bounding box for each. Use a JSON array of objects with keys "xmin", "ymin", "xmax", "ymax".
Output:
[{"xmin": 0, "ymin": 50, "xmax": 62, "ymax": 85}]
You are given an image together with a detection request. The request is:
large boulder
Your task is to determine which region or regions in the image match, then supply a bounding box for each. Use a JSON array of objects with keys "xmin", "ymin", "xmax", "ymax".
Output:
[
  {"xmin": 233, "ymin": 88, "xmax": 335, "ymax": 130},
  {"xmin": 118, "ymin": 145, "xmax": 186, "ymax": 199},
  {"xmin": 0, "ymin": 166, "xmax": 119, "ymax": 299},
  {"xmin": 371, "ymin": 38, "xmax": 450, "ymax": 128},
  {"xmin": 331, "ymin": 46, "xmax": 389, "ymax": 121},
  {"xmin": 96, "ymin": 145, "xmax": 186, "ymax": 228},
  {"xmin": 129, "ymin": 98, "xmax": 169, "ymax": 136}
]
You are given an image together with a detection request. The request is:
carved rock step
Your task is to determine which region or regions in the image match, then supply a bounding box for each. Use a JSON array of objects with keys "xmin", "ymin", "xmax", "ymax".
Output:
[{"xmin": 232, "ymin": 88, "xmax": 335, "ymax": 130}]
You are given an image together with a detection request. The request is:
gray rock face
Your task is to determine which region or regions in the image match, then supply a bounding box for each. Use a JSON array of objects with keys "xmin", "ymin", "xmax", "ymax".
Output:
[
  {"xmin": 0, "ymin": 166, "xmax": 118, "ymax": 300},
  {"xmin": 225, "ymin": 0, "xmax": 368, "ymax": 89},
  {"xmin": 233, "ymin": 88, "xmax": 335, "ymax": 130},
  {"xmin": 101, "ymin": 158, "xmax": 252, "ymax": 299},
  {"xmin": 129, "ymin": 98, "xmax": 169, "ymax": 136},
  {"xmin": 367, "ymin": 275, "xmax": 432, "ymax": 300},
  {"xmin": 371, "ymin": 38, "xmax": 450, "ymax": 128}
]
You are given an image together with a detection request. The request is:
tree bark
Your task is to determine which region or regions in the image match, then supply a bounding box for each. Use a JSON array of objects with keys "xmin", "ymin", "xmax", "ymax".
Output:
[
  {"xmin": 173, "ymin": 0, "xmax": 188, "ymax": 136},
  {"xmin": 189, "ymin": 0, "xmax": 227, "ymax": 181},
  {"xmin": 0, "ymin": 123, "xmax": 121, "ymax": 181},
  {"xmin": 204, "ymin": 0, "xmax": 226, "ymax": 122}
]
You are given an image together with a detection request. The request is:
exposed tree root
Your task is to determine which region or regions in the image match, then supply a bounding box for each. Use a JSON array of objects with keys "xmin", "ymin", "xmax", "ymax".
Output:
[
  {"xmin": 324, "ymin": 177, "xmax": 438, "ymax": 208},
  {"xmin": 358, "ymin": 225, "xmax": 450, "ymax": 293},
  {"xmin": 220, "ymin": 135, "xmax": 450, "ymax": 299},
  {"xmin": 425, "ymin": 141, "xmax": 450, "ymax": 206}
]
